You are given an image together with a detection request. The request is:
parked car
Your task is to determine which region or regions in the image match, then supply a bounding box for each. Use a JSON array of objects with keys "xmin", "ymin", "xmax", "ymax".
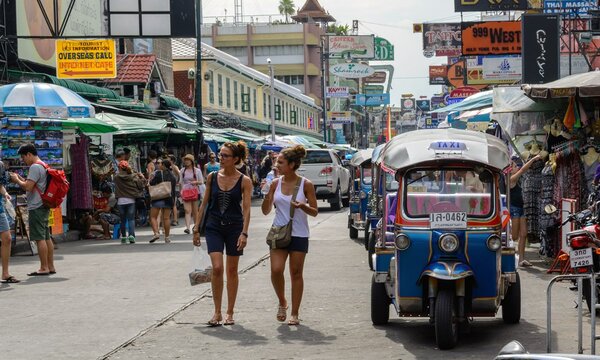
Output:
[{"xmin": 298, "ymin": 149, "xmax": 351, "ymax": 210}]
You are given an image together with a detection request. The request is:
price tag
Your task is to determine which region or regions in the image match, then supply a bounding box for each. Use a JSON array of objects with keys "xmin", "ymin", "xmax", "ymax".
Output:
[
  {"xmin": 429, "ymin": 212, "xmax": 467, "ymax": 229},
  {"xmin": 570, "ymin": 248, "xmax": 593, "ymax": 269}
]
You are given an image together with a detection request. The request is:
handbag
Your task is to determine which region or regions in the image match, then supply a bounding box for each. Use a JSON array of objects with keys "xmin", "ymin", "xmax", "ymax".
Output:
[
  {"xmin": 149, "ymin": 171, "xmax": 172, "ymax": 201},
  {"xmin": 266, "ymin": 177, "xmax": 301, "ymax": 250},
  {"xmin": 181, "ymin": 168, "xmax": 199, "ymax": 201},
  {"xmin": 197, "ymin": 172, "xmax": 214, "ymax": 237}
]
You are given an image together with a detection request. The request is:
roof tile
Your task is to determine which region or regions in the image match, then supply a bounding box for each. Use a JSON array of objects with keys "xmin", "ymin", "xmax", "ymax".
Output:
[{"xmin": 106, "ymin": 54, "xmax": 156, "ymax": 84}]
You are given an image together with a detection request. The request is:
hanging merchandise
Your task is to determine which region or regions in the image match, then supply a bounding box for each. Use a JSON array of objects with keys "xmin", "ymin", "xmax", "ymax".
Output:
[
  {"xmin": 538, "ymin": 155, "xmax": 559, "ymax": 258},
  {"xmin": 553, "ymin": 143, "xmax": 588, "ymax": 212},
  {"xmin": 563, "ymin": 97, "xmax": 575, "ymax": 131}
]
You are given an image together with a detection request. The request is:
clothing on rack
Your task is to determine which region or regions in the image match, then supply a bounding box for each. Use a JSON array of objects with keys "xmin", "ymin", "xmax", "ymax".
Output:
[
  {"xmin": 522, "ymin": 156, "xmax": 544, "ymax": 239},
  {"xmin": 538, "ymin": 162, "xmax": 559, "ymax": 257},
  {"xmin": 553, "ymin": 150, "xmax": 587, "ymax": 212},
  {"xmin": 70, "ymin": 135, "xmax": 93, "ymax": 210}
]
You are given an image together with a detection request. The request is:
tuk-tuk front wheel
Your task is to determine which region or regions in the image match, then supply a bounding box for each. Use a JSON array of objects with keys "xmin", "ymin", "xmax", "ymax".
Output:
[
  {"xmin": 368, "ymin": 232, "xmax": 376, "ymax": 270},
  {"xmin": 435, "ymin": 288, "xmax": 459, "ymax": 350},
  {"xmin": 371, "ymin": 274, "xmax": 390, "ymax": 325},
  {"xmin": 501, "ymin": 272, "xmax": 521, "ymax": 324},
  {"xmin": 349, "ymin": 222, "xmax": 358, "ymax": 239}
]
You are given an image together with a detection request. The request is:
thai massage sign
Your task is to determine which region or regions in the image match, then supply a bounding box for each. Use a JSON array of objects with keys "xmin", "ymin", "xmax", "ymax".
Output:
[
  {"xmin": 328, "ymin": 36, "xmax": 375, "ymax": 60},
  {"xmin": 329, "ymin": 63, "xmax": 375, "ymax": 79},
  {"xmin": 461, "ymin": 21, "xmax": 522, "ymax": 55}
]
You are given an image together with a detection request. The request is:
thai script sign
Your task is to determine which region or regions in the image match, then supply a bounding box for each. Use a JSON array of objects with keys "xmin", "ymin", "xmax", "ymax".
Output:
[
  {"xmin": 56, "ymin": 39, "xmax": 116, "ymax": 79},
  {"xmin": 454, "ymin": 0, "xmax": 528, "ymax": 11},
  {"xmin": 326, "ymin": 86, "xmax": 350, "ymax": 98},
  {"xmin": 328, "ymin": 36, "xmax": 375, "ymax": 60},
  {"xmin": 422, "ymin": 23, "xmax": 462, "ymax": 57},
  {"xmin": 461, "ymin": 21, "xmax": 522, "ymax": 56},
  {"xmin": 329, "ymin": 63, "xmax": 375, "ymax": 79}
]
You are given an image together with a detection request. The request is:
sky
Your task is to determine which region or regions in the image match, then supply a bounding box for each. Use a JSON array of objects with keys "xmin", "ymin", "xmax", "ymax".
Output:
[{"xmin": 200, "ymin": 0, "xmax": 475, "ymax": 105}]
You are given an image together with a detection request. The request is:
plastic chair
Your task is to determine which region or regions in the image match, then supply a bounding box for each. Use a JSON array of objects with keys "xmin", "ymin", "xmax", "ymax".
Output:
[{"xmin": 111, "ymin": 220, "xmax": 128, "ymax": 239}]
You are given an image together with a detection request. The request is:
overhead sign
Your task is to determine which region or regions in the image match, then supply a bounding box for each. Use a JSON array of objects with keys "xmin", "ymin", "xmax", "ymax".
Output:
[
  {"xmin": 355, "ymin": 93, "xmax": 390, "ymax": 106},
  {"xmin": 329, "ymin": 63, "xmax": 375, "ymax": 79},
  {"xmin": 327, "ymin": 111, "xmax": 353, "ymax": 124},
  {"xmin": 429, "ymin": 65, "xmax": 448, "ymax": 85},
  {"xmin": 461, "ymin": 21, "xmax": 522, "ymax": 56},
  {"xmin": 56, "ymin": 39, "xmax": 116, "ymax": 79},
  {"xmin": 447, "ymin": 59, "xmax": 467, "ymax": 88},
  {"xmin": 454, "ymin": 0, "xmax": 528, "ymax": 12},
  {"xmin": 326, "ymin": 86, "xmax": 350, "ymax": 98},
  {"xmin": 416, "ymin": 99, "xmax": 431, "ymax": 112},
  {"xmin": 483, "ymin": 56, "xmax": 522, "ymax": 82},
  {"xmin": 374, "ymin": 37, "xmax": 394, "ymax": 61},
  {"xmin": 328, "ymin": 36, "xmax": 375, "ymax": 59},
  {"xmin": 364, "ymin": 85, "xmax": 384, "ymax": 94},
  {"xmin": 543, "ymin": 1, "xmax": 596, "ymax": 16},
  {"xmin": 450, "ymin": 86, "xmax": 479, "ymax": 98},
  {"xmin": 363, "ymin": 71, "xmax": 387, "ymax": 84},
  {"xmin": 401, "ymin": 98, "xmax": 415, "ymax": 111},
  {"xmin": 422, "ymin": 23, "xmax": 462, "ymax": 57},
  {"xmin": 522, "ymin": 14, "xmax": 561, "ymax": 84},
  {"xmin": 431, "ymin": 96, "xmax": 446, "ymax": 110}
]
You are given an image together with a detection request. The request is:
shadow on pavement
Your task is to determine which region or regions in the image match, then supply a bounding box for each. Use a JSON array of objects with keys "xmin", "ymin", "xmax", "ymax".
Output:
[
  {"xmin": 277, "ymin": 323, "xmax": 337, "ymax": 345},
  {"xmin": 194, "ymin": 324, "xmax": 269, "ymax": 346}
]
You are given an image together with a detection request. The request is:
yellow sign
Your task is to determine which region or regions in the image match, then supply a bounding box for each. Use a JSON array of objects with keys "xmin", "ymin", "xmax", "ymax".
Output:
[{"xmin": 56, "ymin": 39, "xmax": 116, "ymax": 79}]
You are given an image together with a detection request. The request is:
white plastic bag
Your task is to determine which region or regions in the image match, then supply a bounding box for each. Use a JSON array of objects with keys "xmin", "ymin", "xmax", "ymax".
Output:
[{"xmin": 189, "ymin": 246, "xmax": 212, "ymax": 286}]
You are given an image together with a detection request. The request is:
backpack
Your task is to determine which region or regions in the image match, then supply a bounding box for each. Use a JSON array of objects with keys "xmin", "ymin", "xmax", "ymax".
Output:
[{"xmin": 35, "ymin": 161, "xmax": 70, "ymax": 208}]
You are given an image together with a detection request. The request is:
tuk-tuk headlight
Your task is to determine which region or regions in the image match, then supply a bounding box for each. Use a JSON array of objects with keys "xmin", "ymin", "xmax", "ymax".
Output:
[
  {"xmin": 394, "ymin": 233, "xmax": 410, "ymax": 250},
  {"xmin": 439, "ymin": 234, "xmax": 459, "ymax": 253},
  {"xmin": 359, "ymin": 191, "xmax": 367, "ymax": 199},
  {"xmin": 486, "ymin": 235, "xmax": 502, "ymax": 251}
]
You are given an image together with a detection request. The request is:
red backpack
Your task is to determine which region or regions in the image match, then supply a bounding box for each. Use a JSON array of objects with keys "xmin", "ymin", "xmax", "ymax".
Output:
[{"xmin": 35, "ymin": 161, "xmax": 70, "ymax": 208}]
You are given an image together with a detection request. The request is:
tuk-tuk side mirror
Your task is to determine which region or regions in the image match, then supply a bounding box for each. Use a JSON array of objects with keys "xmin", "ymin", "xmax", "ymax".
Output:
[{"xmin": 544, "ymin": 204, "xmax": 558, "ymax": 214}]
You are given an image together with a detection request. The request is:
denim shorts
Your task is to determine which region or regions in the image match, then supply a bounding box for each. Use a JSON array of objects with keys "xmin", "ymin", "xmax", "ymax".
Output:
[
  {"xmin": 0, "ymin": 212, "xmax": 9, "ymax": 232},
  {"xmin": 510, "ymin": 206, "xmax": 524, "ymax": 218},
  {"xmin": 205, "ymin": 218, "xmax": 244, "ymax": 256}
]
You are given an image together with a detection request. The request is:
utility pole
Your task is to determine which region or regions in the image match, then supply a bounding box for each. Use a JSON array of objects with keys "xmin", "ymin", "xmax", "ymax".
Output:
[
  {"xmin": 268, "ymin": 58, "xmax": 276, "ymax": 141},
  {"xmin": 195, "ymin": 0, "xmax": 204, "ymax": 146}
]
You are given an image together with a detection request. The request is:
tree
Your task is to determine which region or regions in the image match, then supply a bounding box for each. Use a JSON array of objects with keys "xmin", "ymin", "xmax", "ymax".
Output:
[
  {"xmin": 327, "ymin": 23, "xmax": 350, "ymax": 35},
  {"xmin": 278, "ymin": 0, "xmax": 295, "ymax": 23}
]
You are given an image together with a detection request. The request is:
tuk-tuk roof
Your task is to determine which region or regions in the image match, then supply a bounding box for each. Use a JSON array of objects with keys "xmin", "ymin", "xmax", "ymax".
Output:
[
  {"xmin": 349, "ymin": 148, "xmax": 374, "ymax": 167},
  {"xmin": 372, "ymin": 143, "xmax": 386, "ymax": 164},
  {"xmin": 379, "ymin": 129, "xmax": 509, "ymax": 171}
]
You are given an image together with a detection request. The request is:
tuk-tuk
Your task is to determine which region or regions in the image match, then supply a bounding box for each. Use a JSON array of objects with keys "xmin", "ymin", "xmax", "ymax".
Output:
[
  {"xmin": 348, "ymin": 149, "xmax": 374, "ymax": 242},
  {"xmin": 371, "ymin": 129, "xmax": 520, "ymax": 350}
]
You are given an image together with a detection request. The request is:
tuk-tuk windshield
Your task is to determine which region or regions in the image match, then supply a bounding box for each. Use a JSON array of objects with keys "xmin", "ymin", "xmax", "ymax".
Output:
[
  {"xmin": 362, "ymin": 168, "xmax": 372, "ymax": 185},
  {"xmin": 386, "ymin": 173, "xmax": 399, "ymax": 191},
  {"xmin": 404, "ymin": 168, "xmax": 494, "ymax": 218}
]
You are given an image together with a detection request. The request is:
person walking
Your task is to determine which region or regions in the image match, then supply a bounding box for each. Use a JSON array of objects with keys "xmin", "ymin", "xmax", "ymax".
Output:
[
  {"xmin": 10, "ymin": 144, "xmax": 55, "ymax": 276},
  {"xmin": 193, "ymin": 141, "xmax": 252, "ymax": 326},
  {"xmin": 510, "ymin": 154, "xmax": 542, "ymax": 267},
  {"xmin": 261, "ymin": 145, "xmax": 318, "ymax": 326},
  {"xmin": 204, "ymin": 152, "xmax": 220, "ymax": 179},
  {"xmin": 0, "ymin": 161, "xmax": 18, "ymax": 283},
  {"xmin": 114, "ymin": 160, "xmax": 146, "ymax": 244},
  {"xmin": 149, "ymin": 159, "xmax": 177, "ymax": 244},
  {"xmin": 169, "ymin": 155, "xmax": 181, "ymax": 226},
  {"xmin": 180, "ymin": 154, "xmax": 204, "ymax": 235}
]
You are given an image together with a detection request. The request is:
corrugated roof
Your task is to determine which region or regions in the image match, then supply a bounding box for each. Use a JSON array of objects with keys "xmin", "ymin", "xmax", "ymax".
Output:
[{"xmin": 106, "ymin": 54, "xmax": 156, "ymax": 84}]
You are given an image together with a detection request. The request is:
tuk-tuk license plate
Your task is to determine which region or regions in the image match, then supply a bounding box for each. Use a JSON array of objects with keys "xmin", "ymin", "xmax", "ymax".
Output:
[
  {"xmin": 570, "ymin": 248, "xmax": 593, "ymax": 268},
  {"xmin": 429, "ymin": 212, "xmax": 467, "ymax": 229}
]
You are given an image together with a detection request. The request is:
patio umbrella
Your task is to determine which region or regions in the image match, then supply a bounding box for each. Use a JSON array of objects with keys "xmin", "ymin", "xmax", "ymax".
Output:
[
  {"xmin": 522, "ymin": 70, "xmax": 600, "ymax": 99},
  {"xmin": 0, "ymin": 82, "xmax": 95, "ymax": 118}
]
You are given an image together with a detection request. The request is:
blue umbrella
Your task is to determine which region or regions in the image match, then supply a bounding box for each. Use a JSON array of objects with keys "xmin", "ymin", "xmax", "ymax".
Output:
[{"xmin": 0, "ymin": 82, "xmax": 95, "ymax": 118}]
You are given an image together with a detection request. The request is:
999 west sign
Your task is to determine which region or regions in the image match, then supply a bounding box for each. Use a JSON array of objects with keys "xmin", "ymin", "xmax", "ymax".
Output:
[{"xmin": 461, "ymin": 21, "xmax": 522, "ymax": 56}]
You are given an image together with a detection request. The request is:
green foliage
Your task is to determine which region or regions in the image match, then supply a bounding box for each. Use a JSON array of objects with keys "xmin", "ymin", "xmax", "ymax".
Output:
[
  {"xmin": 327, "ymin": 23, "xmax": 350, "ymax": 35},
  {"xmin": 278, "ymin": 0, "xmax": 296, "ymax": 23}
]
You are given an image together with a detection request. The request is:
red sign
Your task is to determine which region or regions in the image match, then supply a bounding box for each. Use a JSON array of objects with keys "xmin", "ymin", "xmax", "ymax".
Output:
[
  {"xmin": 450, "ymin": 86, "xmax": 479, "ymax": 98},
  {"xmin": 461, "ymin": 21, "xmax": 522, "ymax": 56},
  {"xmin": 429, "ymin": 65, "xmax": 448, "ymax": 85}
]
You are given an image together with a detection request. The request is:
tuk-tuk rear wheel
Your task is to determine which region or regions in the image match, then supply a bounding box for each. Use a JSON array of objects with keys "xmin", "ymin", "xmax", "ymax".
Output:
[
  {"xmin": 435, "ymin": 288, "xmax": 459, "ymax": 350},
  {"xmin": 368, "ymin": 232, "xmax": 376, "ymax": 270},
  {"xmin": 371, "ymin": 274, "xmax": 390, "ymax": 325},
  {"xmin": 363, "ymin": 227, "xmax": 370, "ymax": 248},
  {"xmin": 349, "ymin": 223, "xmax": 358, "ymax": 239},
  {"xmin": 501, "ymin": 272, "xmax": 521, "ymax": 324}
]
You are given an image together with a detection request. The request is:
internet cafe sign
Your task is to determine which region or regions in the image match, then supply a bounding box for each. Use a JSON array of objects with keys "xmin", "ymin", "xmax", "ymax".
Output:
[
  {"xmin": 328, "ymin": 35, "xmax": 375, "ymax": 60},
  {"xmin": 330, "ymin": 63, "xmax": 375, "ymax": 79},
  {"xmin": 326, "ymin": 86, "xmax": 350, "ymax": 98}
]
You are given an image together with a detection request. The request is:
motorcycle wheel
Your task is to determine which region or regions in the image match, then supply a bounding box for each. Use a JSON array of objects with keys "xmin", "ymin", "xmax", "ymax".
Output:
[{"xmin": 435, "ymin": 288, "xmax": 459, "ymax": 350}]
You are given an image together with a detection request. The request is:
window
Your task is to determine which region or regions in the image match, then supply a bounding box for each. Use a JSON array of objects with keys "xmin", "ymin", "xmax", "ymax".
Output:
[
  {"xmin": 304, "ymin": 151, "xmax": 333, "ymax": 164},
  {"xmin": 253, "ymin": 89, "xmax": 257, "ymax": 115},
  {"xmin": 209, "ymin": 70, "xmax": 214, "ymax": 104},
  {"xmin": 275, "ymin": 75, "xmax": 304, "ymax": 86},
  {"xmin": 218, "ymin": 74, "xmax": 223, "ymax": 106},
  {"xmin": 226, "ymin": 78, "xmax": 231, "ymax": 108},
  {"xmin": 234, "ymin": 81, "xmax": 238, "ymax": 111},
  {"xmin": 255, "ymin": 45, "xmax": 303, "ymax": 56}
]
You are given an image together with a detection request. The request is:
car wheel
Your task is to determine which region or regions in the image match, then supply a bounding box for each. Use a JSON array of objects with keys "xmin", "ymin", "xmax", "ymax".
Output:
[
  {"xmin": 342, "ymin": 181, "xmax": 351, "ymax": 207},
  {"xmin": 502, "ymin": 272, "xmax": 521, "ymax": 324},
  {"xmin": 371, "ymin": 274, "xmax": 390, "ymax": 325},
  {"xmin": 331, "ymin": 184, "xmax": 342, "ymax": 211}
]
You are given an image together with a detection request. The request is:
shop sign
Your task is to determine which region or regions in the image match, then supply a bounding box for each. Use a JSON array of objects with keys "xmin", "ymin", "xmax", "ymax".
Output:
[
  {"xmin": 364, "ymin": 85, "xmax": 384, "ymax": 94},
  {"xmin": 450, "ymin": 86, "xmax": 479, "ymax": 98},
  {"xmin": 483, "ymin": 56, "xmax": 522, "ymax": 81},
  {"xmin": 401, "ymin": 98, "xmax": 416, "ymax": 111},
  {"xmin": 327, "ymin": 111, "xmax": 353, "ymax": 124},
  {"xmin": 56, "ymin": 39, "xmax": 116, "ymax": 79},
  {"xmin": 329, "ymin": 63, "xmax": 375, "ymax": 79},
  {"xmin": 543, "ymin": 1, "xmax": 596, "ymax": 16},
  {"xmin": 422, "ymin": 117, "xmax": 440, "ymax": 129},
  {"xmin": 326, "ymin": 86, "xmax": 350, "ymax": 98},
  {"xmin": 355, "ymin": 93, "xmax": 390, "ymax": 106},
  {"xmin": 522, "ymin": 14, "xmax": 560, "ymax": 84},
  {"xmin": 422, "ymin": 23, "xmax": 462, "ymax": 57},
  {"xmin": 363, "ymin": 71, "xmax": 387, "ymax": 83},
  {"xmin": 447, "ymin": 59, "xmax": 467, "ymax": 88},
  {"xmin": 374, "ymin": 37, "xmax": 394, "ymax": 61},
  {"xmin": 454, "ymin": 0, "xmax": 528, "ymax": 12},
  {"xmin": 328, "ymin": 35, "xmax": 375, "ymax": 60},
  {"xmin": 429, "ymin": 65, "xmax": 448, "ymax": 85},
  {"xmin": 461, "ymin": 21, "xmax": 522, "ymax": 56},
  {"xmin": 445, "ymin": 96, "xmax": 465, "ymax": 105},
  {"xmin": 416, "ymin": 99, "xmax": 431, "ymax": 112},
  {"xmin": 431, "ymin": 96, "xmax": 446, "ymax": 110}
]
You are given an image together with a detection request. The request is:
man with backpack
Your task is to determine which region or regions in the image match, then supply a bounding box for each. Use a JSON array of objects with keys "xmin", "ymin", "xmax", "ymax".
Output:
[{"xmin": 10, "ymin": 144, "xmax": 56, "ymax": 276}]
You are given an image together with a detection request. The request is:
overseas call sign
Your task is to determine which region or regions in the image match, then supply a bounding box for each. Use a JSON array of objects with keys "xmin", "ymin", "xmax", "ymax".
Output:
[{"xmin": 55, "ymin": 39, "xmax": 117, "ymax": 79}]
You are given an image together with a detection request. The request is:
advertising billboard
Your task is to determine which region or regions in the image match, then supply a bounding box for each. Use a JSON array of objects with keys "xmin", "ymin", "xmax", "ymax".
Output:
[
  {"xmin": 401, "ymin": 98, "xmax": 416, "ymax": 111},
  {"xmin": 522, "ymin": 14, "xmax": 560, "ymax": 84},
  {"xmin": 466, "ymin": 55, "xmax": 522, "ymax": 85},
  {"xmin": 326, "ymin": 87, "xmax": 350, "ymax": 98},
  {"xmin": 355, "ymin": 94, "xmax": 390, "ymax": 107},
  {"xmin": 429, "ymin": 65, "xmax": 448, "ymax": 85},
  {"xmin": 461, "ymin": 21, "xmax": 522, "ymax": 56},
  {"xmin": 543, "ymin": 1, "xmax": 596, "ymax": 16},
  {"xmin": 422, "ymin": 23, "xmax": 462, "ymax": 57},
  {"xmin": 328, "ymin": 35, "xmax": 375, "ymax": 60},
  {"xmin": 455, "ymin": 0, "xmax": 528, "ymax": 12},
  {"xmin": 416, "ymin": 99, "xmax": 431, "ymax": 112}
]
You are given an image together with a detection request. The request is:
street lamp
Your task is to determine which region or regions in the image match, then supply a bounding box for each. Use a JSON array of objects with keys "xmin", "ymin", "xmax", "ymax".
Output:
[{"xmin": 267, "ymin": 58, "xmax": 276, "ymax": 142}]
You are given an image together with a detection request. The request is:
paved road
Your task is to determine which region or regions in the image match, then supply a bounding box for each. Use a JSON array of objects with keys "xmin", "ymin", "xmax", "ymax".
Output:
[{"xmin": 1, "ymin": 202, "xmax": 597, "ymax": 359}]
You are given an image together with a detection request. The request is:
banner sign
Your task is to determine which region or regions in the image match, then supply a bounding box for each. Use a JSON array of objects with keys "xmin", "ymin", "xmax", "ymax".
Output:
[
  {"xmin": 429, "ymin": 65, "xmax": 448, "ymax": 85},
  {"xmin": 461, "ymin": 21, "xmax": 522, "ymax": 56},
  {"xmin": 327, "ymin": 111, "xmax": 353, "ymax": 124},
  {"xmin": 454, "ymin": 0, "xmax": 528, "ymax": 12},
  {"xmin": 326, "ymin": 86, "xmax": 350, "ymax": 98},
  {"xmin": 329, "ymin": 63, "xmax": 375, "ymax": 79},
  {"xmin": 56, "ymin": 39, "xmax": 116, "ymax": 79},
  {"xmin": 355, "ymin": 93, "xmax": 390, "ymax": 106},
  {"xmin": 363, "ymin": 71, "xmax": 387, "ymax": 84},
  {"xmin": 543, "ymin": 1, "xmax": 596, "ymax": 16},
  {"xmin": 374, "ymin": 37, "xmax": 394, "ymax": 61},
  {"xmin": 328, "ymin": 35, "xmax": 375, "ymax": 60},
  {"xmin": 416, "ymin": 99, "xmax": 431, "ymax": 112},
  {"xmin": 401, "ymin": 98, "xmax": 416, "ymax": 111},
  {"xmin": 423, "ymin": 23, "xmax": 462, "ymax": 57},
  {"xmin": 522, "ymin": 14, "xmax": 561, "ymax": 84}
]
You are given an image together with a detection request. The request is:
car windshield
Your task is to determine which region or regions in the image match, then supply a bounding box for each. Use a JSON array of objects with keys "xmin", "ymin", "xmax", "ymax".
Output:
[
  {"xmin": 304, "ymin": 151, "xmax": 332, "ymax": 164},
  {"xmin": 362, "ymin": 168, "xmax": 372, "ymax": 185},
  {"xmin": 404, "ymin": 168, "xmax": 494, "ymax": 218}
]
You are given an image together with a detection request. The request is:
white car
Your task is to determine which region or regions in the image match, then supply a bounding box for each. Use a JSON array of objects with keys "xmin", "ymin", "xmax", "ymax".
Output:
[{"xmin": 297, "ymin": 149, "xmax": 351, "ymax": 210}]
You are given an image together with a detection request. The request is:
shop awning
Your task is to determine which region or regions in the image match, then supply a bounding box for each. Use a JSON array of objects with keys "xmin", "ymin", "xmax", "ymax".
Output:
[
  {"xmin": 430, "ymin": 90, "xmax": 493, "ymax": 114},
  {"xmin": 95, "ymin": 112, "xmax": 168, "ymax": 134},
  {"xmin": 62, "ymin": 117, "xmax": 118, "ymax": 133},
  {"xmin": 492, "ymin": 86, "xmax": 565, "ymax": 113}
]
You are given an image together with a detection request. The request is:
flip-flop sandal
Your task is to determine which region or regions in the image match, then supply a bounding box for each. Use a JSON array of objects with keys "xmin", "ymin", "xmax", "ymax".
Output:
[
  {"xmin": 49, "ymin": 271, "xmax": 56, "ymax": 275},
  {"xmin": 207, "ymin": 315, "xmax": 222, "ymax": 327},
  {"xmin": 277, "ymin": 305, "xmax": 288, "ymax": 322},
  {"xmin": 1, "ymin": 276, "xmax": 20, "ymax": 283},
  {"xmin": 27, "ymin": 271, "xmax": 50, "ymax": 276},
  {"xmin": 149, "ymin": 235, "xmax": 160, "ymax": 244},
  {"xmin": 224, "ymin": 315, "xmax": 235, "ymax": 326},
  {"xmin": 288, "ymin": 316, "xmax": 300, "ymax": 326}
]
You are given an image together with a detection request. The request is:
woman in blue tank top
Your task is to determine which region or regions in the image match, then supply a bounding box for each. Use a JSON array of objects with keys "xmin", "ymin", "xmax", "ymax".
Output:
[
  {"xmin": 193, "ymin": 141, "xmax": 252, "ymax": 326},
  {"xmin": 204, "ymin": 153, "xmax": 220, "ymax": 178}
]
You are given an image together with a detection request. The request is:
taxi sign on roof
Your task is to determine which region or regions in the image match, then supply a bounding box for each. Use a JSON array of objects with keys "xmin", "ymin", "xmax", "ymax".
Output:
[
  {"xmin": 56, "ymin": 39, "xmax": 116, "ymax": 79},
  {"xmin": 430, "ymin": 141, "xmax": 467, "ymax": 151}
]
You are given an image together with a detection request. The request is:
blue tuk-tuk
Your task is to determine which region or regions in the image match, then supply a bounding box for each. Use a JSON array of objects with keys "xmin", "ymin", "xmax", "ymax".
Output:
[
  {"xmin": 371, "ymin": 129, "xmax": 520, "ymax": 350},
  {"xmin": 348, "ymin": 149, "xmax": 374, "ymax": 242}
]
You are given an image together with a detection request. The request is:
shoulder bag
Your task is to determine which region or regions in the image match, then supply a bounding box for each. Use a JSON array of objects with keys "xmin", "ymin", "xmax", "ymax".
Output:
[
  {"xmin": 149, "ymin": 171, "xmax": 172, "ymax": 201},
  {"xmin": 181, "ymin": 168, "xmax": 199, "ymax": 202},
  {"xmin": 197, "ymin": 172, "xmax": 215, "ymax": 236},
  {"xmin": 266, "ymin": 177, "xmax": 302, "ymax": 249}
]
